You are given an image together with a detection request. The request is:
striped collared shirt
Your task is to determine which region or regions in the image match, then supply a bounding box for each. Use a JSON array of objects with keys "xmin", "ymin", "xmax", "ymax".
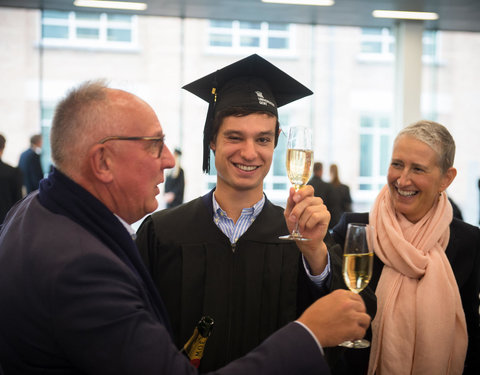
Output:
[
  {"xmin": 211, "ymin": 193, "xmax": 330, "ymax": 287},
  {"xmin": 212, "ymin": 194, "xmax": 265, "ymax": 244}
]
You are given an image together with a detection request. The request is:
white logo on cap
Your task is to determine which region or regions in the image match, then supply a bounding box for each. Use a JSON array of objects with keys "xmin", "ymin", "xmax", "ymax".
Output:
[{"xmin": 255, "ymin": 91, "xmax": 275, "ymax": 108}]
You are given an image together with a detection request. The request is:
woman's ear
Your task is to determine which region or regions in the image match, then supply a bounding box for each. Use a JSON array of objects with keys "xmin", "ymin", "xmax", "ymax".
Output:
[
  {"xmin": 441, "ymin": 167, "xmax": 457, "ymax": 192},
  {"xmin": 210, "ymin": 141, "xmax": 216, "ymax": 152},
  {"xmin": 89, "ymin": 144, "xmax": 114, "ymax": 183}
]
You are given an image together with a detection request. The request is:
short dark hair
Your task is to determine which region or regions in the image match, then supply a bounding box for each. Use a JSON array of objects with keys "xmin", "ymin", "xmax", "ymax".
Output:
[
  {"xmin": 313, "ymin": 162, "xmax": 323, "ymax": 174},
  {"xmin": 30, "ymin": 134, "xmax": 42, "ymax": 146},
  {"xmin": 211, "ymin": 107, "xmax": 280, "ymax": 147}
]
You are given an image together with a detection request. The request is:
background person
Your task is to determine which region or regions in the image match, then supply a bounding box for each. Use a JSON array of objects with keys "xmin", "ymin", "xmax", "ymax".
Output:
[
  {"xmin": 0, "ymin": 134, "xmax": 23, "ymax": 224},
  {"xmin": 18, "ymin": 133, "xmax": 44, "ymax": 193},
  {"xmin": 164, "ymin": 147, "xmax": 185, "ymax": 208},
  {"xmin": 329, "ymin": 163, "xmax": 352, "ymax": 227},
  {"xmin": 0, "ymin": 80, "xmax": 370, "ymax": 374},
  {"xmin": 308, "ymin": 161, "xmax": 340, "ymax": 229},
  {"xmin": 136, "ymin": 54, "xmax": 368, "ymax": 372},
  {"xmin": 329, "ymin": 120, "xmax": 480, "ymax": 374}
]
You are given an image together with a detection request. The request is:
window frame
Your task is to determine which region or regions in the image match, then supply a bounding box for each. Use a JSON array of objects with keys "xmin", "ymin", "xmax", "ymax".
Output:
[
  {"xmin": 40, "ymin": 10, "xmax": 139, "ymax": 51},
  {"xmin": 207, "ymin": 19, "xmax": 296, "ymax": 57}
]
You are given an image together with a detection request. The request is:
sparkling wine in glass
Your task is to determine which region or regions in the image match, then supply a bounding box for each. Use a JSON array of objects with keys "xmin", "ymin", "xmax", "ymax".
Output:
[
  {"xmin": 279, "ymin": 126, "xmax": 313, "ymax": 241},
  {"xmin": 339, "ymin": 223, "xmax": 374, "ymax": 349}
]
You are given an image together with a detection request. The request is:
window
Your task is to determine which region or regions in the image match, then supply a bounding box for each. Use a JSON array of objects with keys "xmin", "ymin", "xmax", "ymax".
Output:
[
  {"xmin": 41, "ymin": 10, "xmax": 137, "ymax": 49},
  {"xmin": 358, "ymin": 27, "xmax": 395, "ymax": 61},
  {"xmin": 208, "ymin": 20, "xmax": 294, "ymax": 55},
  {"xmin": 359, "ymin": 27, "xmax": 441, "ymax": 63},
  {"xmin": 358, "ymin": 115, "xmax": 392, "ymax": 191},
  {"xmin": 40, "ymin": 105, "xmax": 55, "ymax": 174},
  {"xmin": 422, "ymin": 30, "xmax": 441, "ymax": 63}
]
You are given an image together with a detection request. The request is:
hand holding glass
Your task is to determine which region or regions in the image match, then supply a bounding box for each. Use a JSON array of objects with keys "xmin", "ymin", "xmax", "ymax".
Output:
[
  {"xmin": 279, "ymin": 126, "xmax": 313, "ymax": 241},
  {"xmin": 339, "ymin": 223, "xmax": 374, "ymax": 349}
]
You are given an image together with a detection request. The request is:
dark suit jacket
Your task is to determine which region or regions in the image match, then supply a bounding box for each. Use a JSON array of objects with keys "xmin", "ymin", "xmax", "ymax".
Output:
[
  {"xmin": 308, "ymin": 176, "xmax": 340, "ymax": 228},
  {"xmin": 330, "ymin": 212, "xmax": 480, "ymax": 375},
  {"xmin": 0, "ymin": 193, "xmax": 330, "ymax": 375},
  {"xmin": 164, "ymin": 167, "xmax": 185, "ymax": 208},
  {"xmin": 0, "ymin": 160, "xmax": 22, "ymax": 223},
  {"xmin": 18, "ymin": 148, "xmax": 43, "ymax": 193}
]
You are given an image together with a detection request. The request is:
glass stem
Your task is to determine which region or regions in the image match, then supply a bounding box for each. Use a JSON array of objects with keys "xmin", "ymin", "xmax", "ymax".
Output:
[{"xmin": 291, "ymin": 185, "xmax": 301, "ymax": 237}]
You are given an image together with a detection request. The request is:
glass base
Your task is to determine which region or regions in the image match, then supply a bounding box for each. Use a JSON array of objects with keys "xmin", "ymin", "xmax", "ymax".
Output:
[
  {"xmin": 278, "ymin": 234, "xmax": 311, "ymax": 241},
  {"xmin": 338, "ymin": 339, "xmax": 370, "ymax": 349}
]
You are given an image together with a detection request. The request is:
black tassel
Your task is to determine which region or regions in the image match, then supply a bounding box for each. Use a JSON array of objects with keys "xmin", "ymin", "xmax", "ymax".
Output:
[{"xmin": 202, "ymin": 86, "xmax": 217, "ymax": 173}]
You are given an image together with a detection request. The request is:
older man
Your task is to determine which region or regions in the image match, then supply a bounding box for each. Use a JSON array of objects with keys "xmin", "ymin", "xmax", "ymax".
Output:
[{"xmin": 0, "ymin": 80, "xmax": 369, "ymax": 374}]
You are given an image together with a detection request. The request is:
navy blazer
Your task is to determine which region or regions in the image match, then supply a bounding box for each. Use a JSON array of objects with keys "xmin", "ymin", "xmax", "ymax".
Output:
[
  {"xmin": 0, "ymin": 193, "xmax": 330, "ymax": 375},
  {"xmin": 331, "ymin": 212, "xmax": 480, "ymax": 375}
]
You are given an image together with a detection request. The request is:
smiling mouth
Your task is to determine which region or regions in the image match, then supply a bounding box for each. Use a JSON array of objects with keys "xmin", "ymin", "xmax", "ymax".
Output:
[
  {"xmin": 235, "ymin": 163, "xmax": 259, "ymax": 172},
  {"xmin": 396, "ymin": 187, "xmax": 418, "ymax": 197}
]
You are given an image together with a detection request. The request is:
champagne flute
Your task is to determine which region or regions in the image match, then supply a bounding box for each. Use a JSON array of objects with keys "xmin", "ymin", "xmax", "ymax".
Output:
[
  {"xmin": 279, "ymin": 126, "xmax": 313, "ymax": 241},
  {"xmin": 339, "ymin": 223, "xmax": 374, "ymax": 348}
]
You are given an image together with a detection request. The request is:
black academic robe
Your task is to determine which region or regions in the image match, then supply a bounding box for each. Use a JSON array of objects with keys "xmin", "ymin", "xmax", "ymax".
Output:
[
  {"xmin": 329, "ymin": 212, "xmax": 480, "ymax": 375},
  {"xmin": 136, "ymin": 190, "xmax": 327, "ymax": 372}
]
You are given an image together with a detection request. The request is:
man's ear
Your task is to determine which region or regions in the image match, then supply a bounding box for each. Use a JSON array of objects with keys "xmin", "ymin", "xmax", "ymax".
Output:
[
  {"xmin": 89, "ymin": 144, "xmax": 113, "ymax": 183},
  {"xmin": 210, "ymin": 141, "xmax": 216, "ymax": 152}
]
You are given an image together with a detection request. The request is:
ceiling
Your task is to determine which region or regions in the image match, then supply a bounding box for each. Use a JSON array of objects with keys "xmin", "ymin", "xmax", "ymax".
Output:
[{"xmin": 1, "ymin": 0, "xmax": 480, "ymax": 32}]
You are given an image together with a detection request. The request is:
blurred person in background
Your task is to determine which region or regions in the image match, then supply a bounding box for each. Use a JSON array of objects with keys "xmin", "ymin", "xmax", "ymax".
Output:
[
  {"xmin": 0, "ymin": 134, "xmax": 23, "ymax": 224},
  {"xmin": 329, "ymin": 163, "xmax": 352, "ymax": 227},
  {"xmin": 164, "ymin": 148, "xmax": 185, "ymax": 208},
  {"xmin": 18, "ymin": 133, "xmax": 44, "ymax": 193},
  {"xmin": 308, "ymin": 161, "xmax": 340, "ymax": 229}
]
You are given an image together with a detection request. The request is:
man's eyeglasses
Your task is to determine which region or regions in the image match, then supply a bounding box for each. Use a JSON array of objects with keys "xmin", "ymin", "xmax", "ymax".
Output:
[{"xmin": 98, "ymin": 136, "xmax": 164, "ymax": 158}]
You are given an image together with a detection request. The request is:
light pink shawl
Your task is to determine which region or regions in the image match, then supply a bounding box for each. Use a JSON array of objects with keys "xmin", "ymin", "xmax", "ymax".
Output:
[{"xmin": 368, "ymin": 186, "xmax": 467, "ymax": 375}]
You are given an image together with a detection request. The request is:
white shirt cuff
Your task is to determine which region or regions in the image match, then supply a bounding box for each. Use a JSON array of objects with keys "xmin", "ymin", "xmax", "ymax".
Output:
[{"xmin": 302, "ymin": 252, "xmax": 331, "ymax": 288}]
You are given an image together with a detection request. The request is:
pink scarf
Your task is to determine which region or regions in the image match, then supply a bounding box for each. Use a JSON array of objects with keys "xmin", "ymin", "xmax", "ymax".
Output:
[{"xmin": 368, "ymin": 186, "xmax": 467, "ymax": 375}]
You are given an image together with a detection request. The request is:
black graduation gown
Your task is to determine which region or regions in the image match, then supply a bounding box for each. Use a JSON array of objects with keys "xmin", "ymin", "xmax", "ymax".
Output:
[{"xmin": 136, "ymin": 191, "xmax": 326, "ymax": 372}]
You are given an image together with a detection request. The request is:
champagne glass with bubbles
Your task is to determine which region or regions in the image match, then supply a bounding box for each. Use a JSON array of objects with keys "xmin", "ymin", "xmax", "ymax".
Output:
[
  {"xmin": 279, "ymin": 126, "xmax": 313, "ymax": 241},
  {"xmin": 339, "ymin": 223, "xmax": 374, "ymax": 348}
]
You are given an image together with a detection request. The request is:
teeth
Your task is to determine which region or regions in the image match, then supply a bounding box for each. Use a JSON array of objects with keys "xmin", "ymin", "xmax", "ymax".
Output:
[
  {"xmin": 397, "ymin": 189, "xmax": 417, "ymax": 197},
  {"xmin": 236, "ymin": 164, "xmax": 257, "ymax": 171}
]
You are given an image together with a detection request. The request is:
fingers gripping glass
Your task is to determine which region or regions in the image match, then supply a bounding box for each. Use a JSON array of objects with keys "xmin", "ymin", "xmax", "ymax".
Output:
[
  {"xmin": 339, "ymin": 223, "xmax": 374, "ymax": 349},
  {"xmin": 98, "ymin": 136, "xmax": 165, "ymax": 158}
]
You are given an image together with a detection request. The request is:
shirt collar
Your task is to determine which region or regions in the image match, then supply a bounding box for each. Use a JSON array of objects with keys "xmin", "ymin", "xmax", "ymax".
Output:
[
  {"xmin": 114, "ymin": 214, "xmax": 137, "ymax": 240},
  {"xmin": 212, "ymin": 193, "xmax": 265, "ymax": 218}
]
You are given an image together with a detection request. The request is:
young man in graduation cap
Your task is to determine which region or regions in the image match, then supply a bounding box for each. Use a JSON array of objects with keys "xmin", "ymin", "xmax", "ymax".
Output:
[{"xmin": 136, "ymin": 54, "xmax": 344, "ymax": 371}]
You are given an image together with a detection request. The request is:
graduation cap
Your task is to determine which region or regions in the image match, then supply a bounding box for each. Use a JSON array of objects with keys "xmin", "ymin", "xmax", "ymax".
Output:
[{"xmin": 182, "ymin": 54, "xmax": 313, "ymax": 173}]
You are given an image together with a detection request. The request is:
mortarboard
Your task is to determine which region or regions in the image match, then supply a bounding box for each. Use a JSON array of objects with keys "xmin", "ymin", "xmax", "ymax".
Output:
[{"xmin": 182, "ymin": 54, "xmax": 313, "ymax": 173}]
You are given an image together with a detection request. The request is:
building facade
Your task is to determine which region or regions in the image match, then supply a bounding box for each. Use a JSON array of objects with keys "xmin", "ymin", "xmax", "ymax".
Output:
[{"xmin": 0, "ymin": 7, "xmax": 479, "ymax": 225}]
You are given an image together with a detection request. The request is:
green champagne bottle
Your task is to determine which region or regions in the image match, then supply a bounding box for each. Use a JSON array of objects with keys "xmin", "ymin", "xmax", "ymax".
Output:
[{"xmin": 180, "ymin": 316, "xmax": 214, "ymax": 368}]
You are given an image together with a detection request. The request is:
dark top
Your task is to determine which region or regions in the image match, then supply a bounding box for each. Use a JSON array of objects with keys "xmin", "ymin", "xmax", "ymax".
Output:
[
  {"xmin": 330, "ymin": 183, "xmax": 352, "ymax": 227},
  {"xmin": 329, "ymin": 212, "xmax": 480, "ymax": 375},
  {"xmin": 0, "ymin": 173, "xmax": 329, "ymax": 375},
  {"xmin": 18, "ymin": 148, "xmax": 43, "ymax": 193},
  {"xmin": 0, "ymin": 159, "xmax": 22, "ymax": 223},
  {"xmin": 136, "ymin": 190, "xmax": 330, "ymax": 372},
  {"xmin": 164, "ymin": 168, "xmax": 185, "ymax": 208},
  {"xmin": 307, "ymin": 176, "xmax": 340, "ymax": 228}
]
